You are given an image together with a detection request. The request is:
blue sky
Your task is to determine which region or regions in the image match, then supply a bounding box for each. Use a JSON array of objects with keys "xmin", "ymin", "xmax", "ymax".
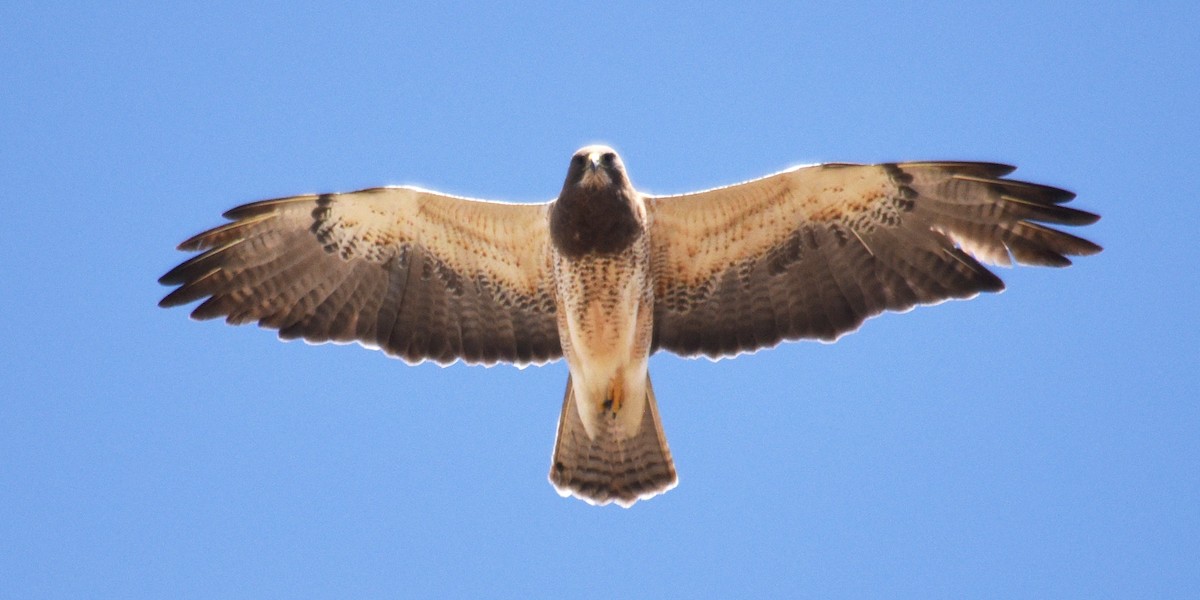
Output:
[{"xmin": 2, "ymin": 2, "xmax": 1197, "ymax": 598}]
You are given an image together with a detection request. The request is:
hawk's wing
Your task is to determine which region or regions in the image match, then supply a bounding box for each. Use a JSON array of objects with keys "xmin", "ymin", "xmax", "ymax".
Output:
[
  {"xmin": 645, "ymin": 162, "xmax": 1101, "ymax": 359},
  {"xmin": 160, "ymin": 187, "xmax": 560, "ymax": 366}
]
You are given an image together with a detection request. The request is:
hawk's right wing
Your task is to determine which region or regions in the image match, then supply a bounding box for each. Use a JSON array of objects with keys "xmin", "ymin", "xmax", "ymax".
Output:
[{"xmin": 160, "ymin": 187, "xmax": 561, "ymax": 366}]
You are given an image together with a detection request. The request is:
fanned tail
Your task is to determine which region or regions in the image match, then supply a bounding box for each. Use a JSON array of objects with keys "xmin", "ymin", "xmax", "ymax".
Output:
[{"xmin": 549, "ymin": 374, "xmax": 677, "ymax": 507}]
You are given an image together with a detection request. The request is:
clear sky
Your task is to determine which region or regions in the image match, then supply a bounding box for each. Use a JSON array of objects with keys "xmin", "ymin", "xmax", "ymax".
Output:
[{"xmin": 2, "ymin": 2, "xmax": 1197, "ymax": 598}]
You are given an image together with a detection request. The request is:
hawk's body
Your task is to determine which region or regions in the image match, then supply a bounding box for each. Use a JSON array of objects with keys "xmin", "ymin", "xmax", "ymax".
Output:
[
  {"xmin": 160, "ymin": 145, "xmax": 1100, "ymax": 507},
  {"xmin": 547, "ymin": 148, "xmax": 672, "ymax": 503}
]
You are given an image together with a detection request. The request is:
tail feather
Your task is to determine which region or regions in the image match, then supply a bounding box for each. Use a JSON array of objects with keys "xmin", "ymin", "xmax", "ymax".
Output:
[{"xmin": 549, "ymin": 374, "xmax": 677, "ymax": 507}]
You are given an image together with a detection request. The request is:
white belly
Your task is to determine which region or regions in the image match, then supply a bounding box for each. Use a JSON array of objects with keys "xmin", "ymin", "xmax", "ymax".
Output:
[{"xmin": 553, "ymin": 249, "xmax": 653, "ymax": 438}]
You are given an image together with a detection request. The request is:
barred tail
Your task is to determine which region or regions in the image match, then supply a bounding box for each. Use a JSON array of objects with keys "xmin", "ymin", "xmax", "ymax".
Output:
[{"xmin": 549, "ymin": 374, "xmax": 677, "ymax": 507}]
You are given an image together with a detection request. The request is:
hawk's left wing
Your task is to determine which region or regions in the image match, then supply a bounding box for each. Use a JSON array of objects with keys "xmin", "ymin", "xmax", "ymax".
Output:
[
  {"xmin": 160, "ymin": 187, "xmax": 560, "ymax": 366},
  {"xmin": 645, "ymin": 161, "xmax": 1101, "ymax": 359}
]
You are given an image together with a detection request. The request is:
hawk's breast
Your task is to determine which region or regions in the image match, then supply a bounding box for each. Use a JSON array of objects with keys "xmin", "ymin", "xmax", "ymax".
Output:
[{"xmin": 553, "ymin": 242, "xmax": 650, "ymax": 363}]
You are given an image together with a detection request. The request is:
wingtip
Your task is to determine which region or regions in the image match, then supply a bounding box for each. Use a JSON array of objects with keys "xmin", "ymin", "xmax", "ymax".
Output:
[
  {"xmin": 157, "ymin": 288, "xmax": 189, "ymax": 308},
  {"xmin": 176, "ymin": 235, "xmax": 207, "ymax": 252},
  {"xmin": 1077, "ymin": 239, "xmax": 1104, "ymax": 256},
  {"xmin": 1073, "ymin": 208, "xmax": 1101, "ymax": 226}
]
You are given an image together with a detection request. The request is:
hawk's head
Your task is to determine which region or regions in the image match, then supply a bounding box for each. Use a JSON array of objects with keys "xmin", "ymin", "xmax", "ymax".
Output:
[
  {"xmin": 567, "ymin": 145, "xmax": 629, "ymax": 191},
  {"xmin": 550, "ymin": 145, "xmax": 644, "ymax": 258}
]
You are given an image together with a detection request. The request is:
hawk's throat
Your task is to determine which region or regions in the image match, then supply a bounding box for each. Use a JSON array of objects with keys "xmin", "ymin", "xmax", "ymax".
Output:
[{"xmin": 549, "ymin": 186, "xmax": 642, "ymax": 259}]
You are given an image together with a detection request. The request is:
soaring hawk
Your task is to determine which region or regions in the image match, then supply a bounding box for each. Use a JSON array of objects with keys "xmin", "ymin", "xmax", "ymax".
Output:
[{"xmin": 159, "ymin": 145, "xmax": 1101, "ymax": 507}]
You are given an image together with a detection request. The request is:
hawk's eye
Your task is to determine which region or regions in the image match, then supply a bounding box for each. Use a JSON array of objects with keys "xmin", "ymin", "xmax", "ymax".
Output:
[
  {"xmin": 571, "ymin": 155, "xmax": 586, "ymax": 168},
  {"xmin": 601, "ymin": 152, "xmax": 616, "ymax": 166}
]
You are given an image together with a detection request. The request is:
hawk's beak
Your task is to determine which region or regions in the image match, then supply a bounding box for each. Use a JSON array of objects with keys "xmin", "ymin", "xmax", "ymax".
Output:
[{"xmin": 588, "ymin": 153, "xmax": 602, "ymax": 172}]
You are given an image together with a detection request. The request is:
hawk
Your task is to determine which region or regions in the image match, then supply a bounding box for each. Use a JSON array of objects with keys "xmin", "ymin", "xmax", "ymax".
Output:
[{"xmin": 159, "ymin": 145, "xmax": 1100, "ymax": 507}]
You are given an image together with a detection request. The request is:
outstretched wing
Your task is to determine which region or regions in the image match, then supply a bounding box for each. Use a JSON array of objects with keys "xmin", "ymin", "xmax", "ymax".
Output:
[
  {"xmin": 646, "ymin": 161, "xmax": 1101, "ymax": 359},
  {"xmin": 160, "ymin": 187, "xmax": 560, "ymax": 366}
]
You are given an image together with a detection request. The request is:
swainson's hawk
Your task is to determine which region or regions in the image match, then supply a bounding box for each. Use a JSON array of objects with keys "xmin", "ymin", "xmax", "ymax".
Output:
[{"xmin": 159, "ymin": 145, "xmax": 1101, "ymax": 507}]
